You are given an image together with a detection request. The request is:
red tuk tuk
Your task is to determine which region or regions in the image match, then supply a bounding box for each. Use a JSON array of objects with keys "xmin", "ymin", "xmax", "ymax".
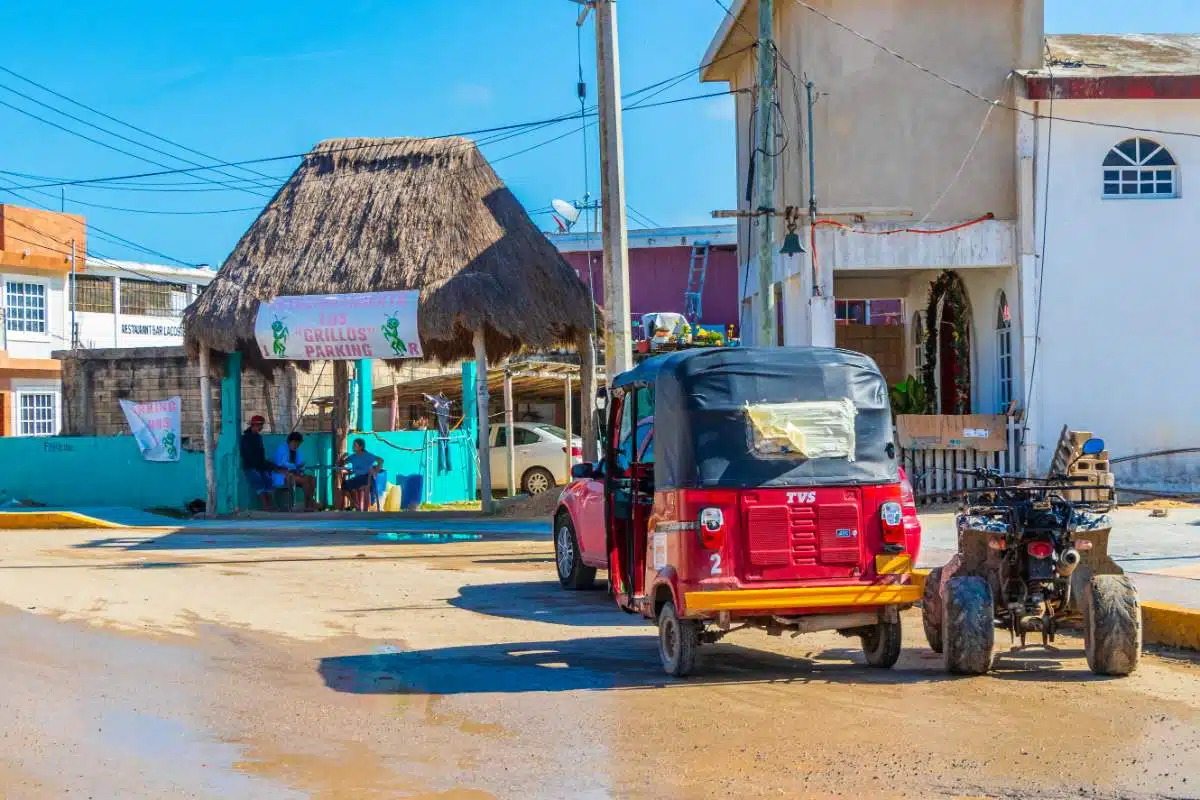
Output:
[{"xmin": 553, "ymin": 346, "xmax": 922, "ymax": 676}]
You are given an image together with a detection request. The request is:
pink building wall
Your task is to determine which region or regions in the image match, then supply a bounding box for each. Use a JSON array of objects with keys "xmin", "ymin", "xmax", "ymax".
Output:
[{"xmin": 560, "ymin": 245, "xmax": 740, "ymax": 332}]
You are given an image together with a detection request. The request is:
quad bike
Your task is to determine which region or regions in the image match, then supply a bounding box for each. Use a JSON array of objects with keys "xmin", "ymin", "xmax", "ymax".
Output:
[{"xmin": 922, "ymin": 438, "xmax": 1142, "ymax": 676}]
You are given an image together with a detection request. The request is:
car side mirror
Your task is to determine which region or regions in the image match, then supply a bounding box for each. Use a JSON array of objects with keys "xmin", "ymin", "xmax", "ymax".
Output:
[
  {"xmin": 1081, "ymin": 438, "xmax": 1105, "ymax": 456},
  {"xmin": 571, "ymin": 462, "xmax": 594, "ymax": 480}
]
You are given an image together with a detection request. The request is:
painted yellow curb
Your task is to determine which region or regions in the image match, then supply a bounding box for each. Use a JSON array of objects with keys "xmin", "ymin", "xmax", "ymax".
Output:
[
  {"xmin": 0, "ymin": 511, "xmax": 123, "ymax": 530},
  {"xmin": 1142, "ymin": 601, "xmax": 1200, "ymax": 652}
]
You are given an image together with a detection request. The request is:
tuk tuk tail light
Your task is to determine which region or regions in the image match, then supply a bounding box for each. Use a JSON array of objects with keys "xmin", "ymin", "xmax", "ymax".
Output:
[
  {"xmin": 880, "ymin": 501, "xmax": 905, "ymax": 547},
  {"xmin": 698, "ymin": 507, "xmax": 725, "ymax": 550}
]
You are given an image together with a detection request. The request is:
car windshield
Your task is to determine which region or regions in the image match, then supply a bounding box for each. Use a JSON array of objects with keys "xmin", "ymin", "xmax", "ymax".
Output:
[{"xmin": 532, "ymin": 424, "xmax": 570, "ymax": 440}]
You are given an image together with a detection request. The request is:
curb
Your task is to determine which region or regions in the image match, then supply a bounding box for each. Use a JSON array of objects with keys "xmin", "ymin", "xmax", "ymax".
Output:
[
  {"xmin": 913, "ymin": 567, "xmax": 1200, "ymax": 652},
  {"xmin": 0, "ymin": 511, "xmax": 123, "ymax": 530}
]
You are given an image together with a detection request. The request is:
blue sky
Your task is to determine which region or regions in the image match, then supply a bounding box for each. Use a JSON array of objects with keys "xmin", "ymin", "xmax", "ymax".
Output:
[{"xmin": 0, "ymin": 0, "xmax": 1197, "ymax": 268}]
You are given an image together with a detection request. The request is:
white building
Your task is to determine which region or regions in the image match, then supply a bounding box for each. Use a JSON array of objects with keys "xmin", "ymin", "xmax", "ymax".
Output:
[
  {"xmin": 72, "ymin": 260, "xmax": 215, "ymax": 349},
  {"xmin": 701, "ymin": 3, "xmax": 1200, "ymax": 490}
]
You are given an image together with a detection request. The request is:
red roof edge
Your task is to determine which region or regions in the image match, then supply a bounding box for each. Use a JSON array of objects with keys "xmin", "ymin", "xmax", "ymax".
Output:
[{"xmin": 1026, "ymin": 74, "xmax": 1200, "ymax": 100}]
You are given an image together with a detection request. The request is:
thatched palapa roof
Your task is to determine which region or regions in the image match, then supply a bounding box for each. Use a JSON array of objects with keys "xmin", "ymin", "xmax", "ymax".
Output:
[{"xmin": 183, "ymin": 136, "xmax": 595, "ymax": 368}]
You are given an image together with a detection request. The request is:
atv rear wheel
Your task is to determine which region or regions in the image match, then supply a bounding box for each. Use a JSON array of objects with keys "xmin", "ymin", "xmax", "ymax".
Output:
[
  {"xmin": 942, "ymin": 576, "xmax": 994, "ymax": 675},
  {"xmin": 922, "ymin": 566, "xmax": 944, "ymax": 654},
  {"xmin": 1083, "ymin": 575, "xmax": 1142, "ymax": 676},
  {"xmin": 861, "ymin": 617, "xmax": 902, "ymax": 668}
]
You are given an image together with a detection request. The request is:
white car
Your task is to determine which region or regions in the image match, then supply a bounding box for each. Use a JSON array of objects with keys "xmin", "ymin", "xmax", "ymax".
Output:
[{"xmin": 487, "ymin": 422, "xmax": 582, "ymax": 495}]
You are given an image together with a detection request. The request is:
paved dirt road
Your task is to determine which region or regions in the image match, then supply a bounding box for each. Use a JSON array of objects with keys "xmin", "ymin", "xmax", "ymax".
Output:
[{"xmin": 0, "ymin": 526, "xmax": 1197, "ymax": 799}]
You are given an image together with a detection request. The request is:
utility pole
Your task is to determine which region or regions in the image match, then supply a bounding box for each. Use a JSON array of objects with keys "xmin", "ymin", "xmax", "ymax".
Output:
[
  {"xmin": 756, "ymin": 0, "xmax": 777, "ymax": 346},
  {"xmin": 582, "ymin": 0, "xmax": 633, "ymax": 378},
  {"xmin": 69, "ymin": 239, "xmax": 77, "ymax": 349}
]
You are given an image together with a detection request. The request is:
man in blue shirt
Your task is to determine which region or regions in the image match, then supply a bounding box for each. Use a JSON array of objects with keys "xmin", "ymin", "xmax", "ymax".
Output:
[{"xmin": 272, "ymin": 432, "xmax": 316, "ymax": 511}]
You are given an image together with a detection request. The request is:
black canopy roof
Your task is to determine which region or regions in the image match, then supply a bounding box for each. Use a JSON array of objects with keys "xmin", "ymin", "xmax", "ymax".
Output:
[{"xmin": 613, "ymin": 347, "xmax": 899, "ymax": 489}]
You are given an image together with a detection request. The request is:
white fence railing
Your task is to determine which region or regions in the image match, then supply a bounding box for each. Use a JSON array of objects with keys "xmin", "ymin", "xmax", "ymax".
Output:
[{"xmin": 899, "ymin": 416, "xmax": 1023, "ymax": 506}]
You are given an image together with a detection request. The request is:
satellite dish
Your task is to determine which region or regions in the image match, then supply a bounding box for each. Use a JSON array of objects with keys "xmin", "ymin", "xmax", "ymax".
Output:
[{"xmin": 552, "ymin": 198, "xmax": 581, "ymax": 224}]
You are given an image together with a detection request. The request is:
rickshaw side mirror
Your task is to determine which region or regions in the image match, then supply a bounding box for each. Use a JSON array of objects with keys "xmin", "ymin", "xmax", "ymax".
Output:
[{"xmin": 570, "ymin": 462, "xmax": 595, "ymax": 480}]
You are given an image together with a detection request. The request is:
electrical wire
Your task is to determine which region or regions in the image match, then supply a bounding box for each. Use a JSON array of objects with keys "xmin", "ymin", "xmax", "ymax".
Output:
[
  {"xmin": 0, "ymin": 64, "xmax": 283, "ymax": 189},
  {"xmin": 0, "ymin": 87, "xmax": 275, "ymax": 199}
]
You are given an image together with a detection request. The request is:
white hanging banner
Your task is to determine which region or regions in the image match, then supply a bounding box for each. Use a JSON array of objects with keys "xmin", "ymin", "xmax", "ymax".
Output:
[
  {"xmin": 253, "ymin": 291, "xmax": 422, "ymax": 360},
  {"xmin": 119, "ymin": 397, "xmax": 182, "ymax": 462}
]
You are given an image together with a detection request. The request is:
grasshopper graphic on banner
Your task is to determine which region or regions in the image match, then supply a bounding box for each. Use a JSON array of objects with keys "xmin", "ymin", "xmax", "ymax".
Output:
[
  {"xmin": 253, "ymin": 291, "xmax": 422, "ymax": 360},
  {"xmin": 119, "ymin": 397, "xmax": 182, "ymax": 462}
]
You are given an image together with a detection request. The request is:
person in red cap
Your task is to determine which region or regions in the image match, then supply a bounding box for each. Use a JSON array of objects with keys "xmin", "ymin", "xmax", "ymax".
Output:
[{"xmin": 240, "ymin": 414, "xmax": 276, "ymax": 510}]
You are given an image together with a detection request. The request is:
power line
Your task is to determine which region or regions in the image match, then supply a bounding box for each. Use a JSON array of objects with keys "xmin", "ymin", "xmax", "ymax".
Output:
[
  {"xmin": 4, "ymin": 75, "xmax": 741, "ymax": 193},
  {"xmin": 0, "ymin": 64, "xmax": 283, "ymax": 189},
  {"xmin": 0, "ymin": 87, "xmax": 274, "ymax": 199}
]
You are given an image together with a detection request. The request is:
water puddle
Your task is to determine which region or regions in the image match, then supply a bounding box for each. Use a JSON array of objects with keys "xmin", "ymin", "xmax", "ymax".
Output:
[{"xmin": 376, "ymin": 532, "xmax": 484, "ymax": 543}]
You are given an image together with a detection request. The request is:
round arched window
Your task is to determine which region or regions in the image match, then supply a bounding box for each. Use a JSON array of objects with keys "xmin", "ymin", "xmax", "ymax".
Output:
[{"xmin": 1103, "ymin": 137, "xmax": 1178, "ymax": 198}]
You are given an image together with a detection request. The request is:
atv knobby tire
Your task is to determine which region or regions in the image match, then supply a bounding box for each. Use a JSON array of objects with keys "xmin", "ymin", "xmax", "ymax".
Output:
[
  {"xmin": 942, "ymin": 576, "xmax": 994, "ymax": 675},
  {"xmin": 1083, "ymin": 575, "xmax": 1142, "ymax": 676},
  {"xmin": 921, "ymin": 566, "xmax": 944, "ymax": 654}
]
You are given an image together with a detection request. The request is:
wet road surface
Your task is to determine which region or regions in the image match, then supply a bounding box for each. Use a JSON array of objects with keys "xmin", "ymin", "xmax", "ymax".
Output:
[{"xmin": 0, "ymin": 526, "xmax": 1197, "ymax": 798}]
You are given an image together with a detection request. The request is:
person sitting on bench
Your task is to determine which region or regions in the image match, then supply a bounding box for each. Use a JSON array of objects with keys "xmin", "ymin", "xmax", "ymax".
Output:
[{"xmin": 272, "ymin": 432, "xmax": 316, "ymax": 511}]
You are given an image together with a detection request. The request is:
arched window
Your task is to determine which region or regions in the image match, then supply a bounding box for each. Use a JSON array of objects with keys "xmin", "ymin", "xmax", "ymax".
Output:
[
  {"xmin": 912, "ymin": 311, "xmax": 925, "ymax": 374},
  {"xmin": 995, "ymin": 292, "xmax": 1013, "ymax": 412},
  {"xmin": 1103, "ymin": 137, "xmax": 1178, "ymax": 198}
]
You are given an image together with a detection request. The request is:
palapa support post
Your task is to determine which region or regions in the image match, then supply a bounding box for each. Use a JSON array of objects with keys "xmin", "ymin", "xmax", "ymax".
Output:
[
  {"xmin": 473, "ymin": 329, "xmax": 493, "ymax": 513},
  {"xmin": 579, "ymin": 333, "xmax": 597, "ymax": 462},
  {"xmin": 564, "ymin": 374, "xmax": 574, "ymax": 482},
  {"xmin": 356, "ymin": 358, "xmax": 373, "ymax": 432},
  {"xmin": 199, "ymin": 346, "xmax": 216, "ymax": 517},
  {"xmin": 332, "ymin": 360, "xmax": 350, "ymax": 509},
  {"xmin": 503, "ymin": 369, "xmax": 515, "ymax": 497},
  {"xmin": 217, "ymin": 351, "xmax": 243, "ymax": 513}
]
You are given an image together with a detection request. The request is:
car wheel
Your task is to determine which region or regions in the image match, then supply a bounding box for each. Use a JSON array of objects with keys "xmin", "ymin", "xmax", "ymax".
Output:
[
  {"xmin": 657, "ymin": 601, "xmax": 700, "ymax": 678},
  {"xmin": 554, "ymin": 513, "xmax": 596, "ymax": 590},
  {"xmin": 523, "ymin": 467, "xmax": 555, "ymax": 495}
]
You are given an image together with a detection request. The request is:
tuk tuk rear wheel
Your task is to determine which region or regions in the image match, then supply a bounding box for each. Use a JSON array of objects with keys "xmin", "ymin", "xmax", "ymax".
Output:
[
  {"xmin": 861, "ymin": 618, "xmax": 903, "ymax": 668},
  {"xmin": 554, "ymin": 514, "xmax": 596, "ymax": 590},
  {"xmin": 657, "ymin": 601, "xmax": 700, "ymax": 678}
]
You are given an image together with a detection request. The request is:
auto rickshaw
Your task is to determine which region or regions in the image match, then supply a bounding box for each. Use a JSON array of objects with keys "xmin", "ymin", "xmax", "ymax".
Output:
[{"xmin": 560, "ymin": 346, "xmax": 922, "ymax": 677}]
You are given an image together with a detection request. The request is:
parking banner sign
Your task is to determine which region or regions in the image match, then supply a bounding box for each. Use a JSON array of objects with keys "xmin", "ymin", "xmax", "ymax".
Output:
[
  {"xmin": 119, "ymin": 397, "xmax": 182, "ymax": 462},
  {"xmin": 253, "ymin": 291, "xmax": 422, "ymax": 360}
]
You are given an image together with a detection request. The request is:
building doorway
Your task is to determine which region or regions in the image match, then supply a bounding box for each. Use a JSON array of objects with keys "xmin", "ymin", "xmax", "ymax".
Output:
[{"xmin": 926, "ymin": 271, "xmax": 973, "ymax": 414}]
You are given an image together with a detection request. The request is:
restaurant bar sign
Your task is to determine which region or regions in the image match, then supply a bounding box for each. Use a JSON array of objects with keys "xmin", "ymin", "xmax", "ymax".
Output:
[{"xmin": 253, "ymin": 291, "xmax": 422, "ymax": 360}]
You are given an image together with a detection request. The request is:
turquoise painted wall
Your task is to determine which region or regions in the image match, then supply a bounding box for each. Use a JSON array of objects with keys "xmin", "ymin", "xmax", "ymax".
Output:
[{"xmin": 0, "ymin": 436, "xmax": 206, "ymax": 509}]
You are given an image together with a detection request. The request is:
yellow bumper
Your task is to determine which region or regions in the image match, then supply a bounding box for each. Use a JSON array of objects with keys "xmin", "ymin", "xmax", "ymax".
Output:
[{"xmin": 684, "ymin": 582, "xmax": 922, "ymax": 613}]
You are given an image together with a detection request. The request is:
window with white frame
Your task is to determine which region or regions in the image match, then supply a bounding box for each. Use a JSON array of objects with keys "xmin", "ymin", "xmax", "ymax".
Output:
[
  {"xmin": 1103, "ymin": 137, "xmax": 1178, "ymax": 198},
  {"xmin": 5, "ymin": 281, "xmax": 47, "ymax": 334},
  {"xmin": 18, "ymin": 392, "xmax": 57, "ymax": 436},
  {"xmin": 996, "ymin": 292, "xmax": 1013, "ymax": 412}
]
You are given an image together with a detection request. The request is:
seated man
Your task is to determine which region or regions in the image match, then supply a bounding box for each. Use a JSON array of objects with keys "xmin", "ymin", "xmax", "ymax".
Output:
[
  {"xmin": 239, "ymin": 414, "xmax": 277, "ymax": 511},
  {"xmin": 272, "ymin": 432, "xmax": 316, "ymax": 511},
  {"xmin": 339, "ymin": 438, "xmax": 384, "ymax": 511}
]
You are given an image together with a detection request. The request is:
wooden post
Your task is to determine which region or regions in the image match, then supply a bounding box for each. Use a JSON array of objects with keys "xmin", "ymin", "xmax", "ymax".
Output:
[
  {"xmin": 579, "ymin": 334, "xmax": 597, "ymax": 462},
  {"xmin": 503, "ymin": 369, "xmax": 515, "ymax": 496},
  {"xmin": 389, "ymin": 366, "xmax": 399, "ymax": 431},
  {"xmin": 199, "ymin": 346, "xmax": 216, "ymax": 517},
  {"xmin": 473, "ymin": 329, "xmax": 493, "ymax": 513},
  {"xmin": 564, "ymin": 374, "xmax": 574, "ymax": 481},
  {"xmin": 332, "ymin": 360, "xmax": 350, "ymax": 509}
]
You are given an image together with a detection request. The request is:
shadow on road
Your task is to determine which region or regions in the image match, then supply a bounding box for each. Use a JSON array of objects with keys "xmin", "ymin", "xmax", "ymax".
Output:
[
  {"xmin": 449, "ymin": 580, "xmax": 624, "ymax": 627},
  {"xmin": 317, "ymin": 635, "xmax": 953, "ymax": 694}
]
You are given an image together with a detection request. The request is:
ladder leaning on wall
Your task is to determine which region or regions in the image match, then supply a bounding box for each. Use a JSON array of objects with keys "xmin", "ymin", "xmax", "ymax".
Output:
[{"xmin": 683, "ymin": 242, "xmax": 711, "ymax": 322}]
